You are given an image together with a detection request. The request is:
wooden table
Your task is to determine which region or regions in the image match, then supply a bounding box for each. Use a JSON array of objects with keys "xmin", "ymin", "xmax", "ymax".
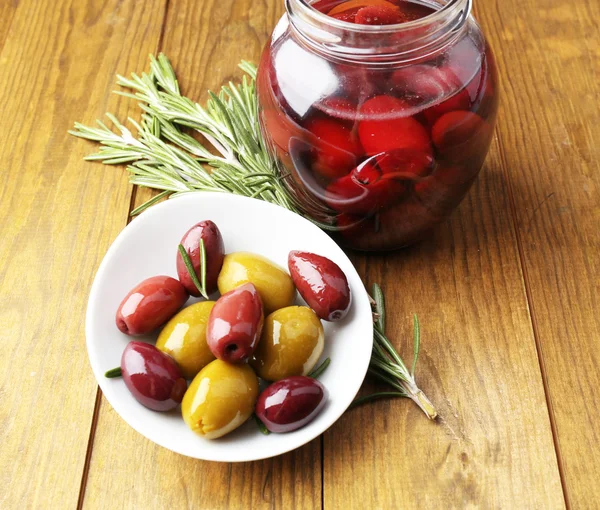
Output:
[{"xmin": 2, "ymin": 0, "xmax": 598, "ymax": 508}]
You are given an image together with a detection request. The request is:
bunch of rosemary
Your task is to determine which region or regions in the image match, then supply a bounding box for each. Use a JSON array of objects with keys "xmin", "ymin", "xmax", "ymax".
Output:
[
  {"xmin": 70, "ymin": 54, "xmax": 333, "ymax": 224},
  {"xmin": 71, "ymin": 54, "xmax": 436, "ymax": 419}
]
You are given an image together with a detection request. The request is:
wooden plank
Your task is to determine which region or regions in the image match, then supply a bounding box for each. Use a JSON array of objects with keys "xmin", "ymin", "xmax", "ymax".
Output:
[
  {"xmin": 82, "ymin": 2, "xmax": 322, "ymax": 509},
  {"xmin": 324, "ymin": 139, "xmax": 566, "ymax": 507},
  {"xmin": 0, "ymin": 0, "xmax": 18, "ymax": 53},
  {"xmin": 477, "ymin": 0, "xmax": 600, "ymax": 506},
  {"xmin": 0, "ymin": 0, "xmax": 166, "ymax": 507}
]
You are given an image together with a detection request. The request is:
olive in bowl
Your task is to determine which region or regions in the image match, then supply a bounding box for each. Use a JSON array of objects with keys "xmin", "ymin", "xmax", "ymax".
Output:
[
  {"xmin": 156, "ymin": 301, "xmax": 216, "ymax": 379},
  {"xmin": 182, "ymin": 359, "xmax": 259, "ymax": 439},
  {"xmin": 176, "ymin": 220, "xmax": 225, "ymax": 296},
  {"xmin": 251, "ymin": 306, "xmax": 324, "ymax": 381},
  {"xmin": 206, "ymin": 283, "xmax": 264, "ymax": 363},
  {"xmin": 217, "ymin": 252, "xmax": 295, "ymax": 314},
  {"xmin": 115, "ymin": 276, "xmax": 188, "ymax": 335},
  {"xmin": 288, "ymin": 251, "xmax": 351, "ymax": 322},
  {"xmin": 256, "ymin": 376, "xmax": 327, "ymax": 433},
  {"xmin": 121, "ymin": 341, "xmax": 187, "ymax": 411}
]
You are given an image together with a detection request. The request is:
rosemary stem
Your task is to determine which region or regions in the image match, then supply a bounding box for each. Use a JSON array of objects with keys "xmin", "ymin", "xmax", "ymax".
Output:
[{"xmin": 399, "ymin": 379, "xmax": 438, "ymax": 420}]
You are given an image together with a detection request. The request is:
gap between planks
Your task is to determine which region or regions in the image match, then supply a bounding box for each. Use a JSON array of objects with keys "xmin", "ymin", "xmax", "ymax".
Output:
[
  {"xmin": 495, "ymin": 131, "xmax": 571, "ymax": 510},
  {"xmin": 74, "ymin": 16, "xmax": 161, "ymax": 500},
  {"xmin": 76, "ymin": 184, "xmax": 141, "ymax": 510}
]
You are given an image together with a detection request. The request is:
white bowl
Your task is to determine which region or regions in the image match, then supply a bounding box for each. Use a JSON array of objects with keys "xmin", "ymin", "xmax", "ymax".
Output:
[{"xmin": 86, "ymin": 193, "xmax": 373, "ymax": 462}]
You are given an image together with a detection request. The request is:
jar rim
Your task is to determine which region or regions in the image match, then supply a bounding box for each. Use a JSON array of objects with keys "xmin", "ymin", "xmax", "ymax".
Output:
[{"xmin": 291, "ymin": 0, "xmax": 471, "ymax": 34}]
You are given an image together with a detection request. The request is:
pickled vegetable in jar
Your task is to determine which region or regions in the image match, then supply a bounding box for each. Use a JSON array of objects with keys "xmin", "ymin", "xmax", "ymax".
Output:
[{"xmin": 257, "ymin": 0, "xmax": 498, "ymax": 250}]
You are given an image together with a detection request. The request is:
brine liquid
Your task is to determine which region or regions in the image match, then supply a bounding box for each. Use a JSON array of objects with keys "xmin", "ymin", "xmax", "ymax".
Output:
[
  {"xmin": 313, "ymin": 0, "xmax": 432, "ymax": 24},
  {"xmin": 257, "ymin": 0, "xmax": 498, "ymax": 250}
]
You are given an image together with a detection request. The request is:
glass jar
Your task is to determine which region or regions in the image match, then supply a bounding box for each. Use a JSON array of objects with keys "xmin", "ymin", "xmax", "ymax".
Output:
[{"xmin": 257, "ymin": 0, "xmax": 498, "ymax": 251}]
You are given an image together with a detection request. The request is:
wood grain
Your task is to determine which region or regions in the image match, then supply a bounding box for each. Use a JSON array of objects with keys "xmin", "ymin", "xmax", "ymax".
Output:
[
  {"xmin": 324, "ymin": 143, "xmax": 565, "ymax": 507},
  {"xmin": 3, "ymin": 0, "xmax": 598, "ymax": 506},
  {"xmin": 478, "ymin": 0, "xmax": 600, "ymax": 507},
  {"xmin": 82, "ymin": 2, "xmax": 322, "ymax": 509},
  {"xmin": 0, "ymin": 0, "xmax": 18, "ymax": 53},
  {"xmin": 0, "ymin": 0, "xmax": 165, "ymax": 507}
]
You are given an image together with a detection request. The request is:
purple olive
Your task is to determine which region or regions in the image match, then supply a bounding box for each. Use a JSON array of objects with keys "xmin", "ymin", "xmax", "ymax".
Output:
[
  {"xmin": 115, "ymin": 275, "xmax": 188, "ymax": 335},
  {"xmin": 255, "ymin": 376, "xmax": 327, "ymax": 433},
  {"xmin": 121, "ymin": 341, "xmax": 187, "ymax": 411},
  {"xmin": 176, "ymin": 220, "xmax": 225, "ymax": 296},
  {"xmin": 206, "ymin": 283, "xmax": 264, "ymax": 363},
  {"xmin": 288, "ymin": 251, "xmax": 351, "ymax": 321}
]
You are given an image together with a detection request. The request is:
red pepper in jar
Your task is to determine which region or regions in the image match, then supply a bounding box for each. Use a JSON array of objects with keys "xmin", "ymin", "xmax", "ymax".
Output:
[
  {"xmin": 316, "ymin": 96, "xmax": 358, "ymax": 122},
  {"xmin": 326, "ymin": 157, "xmax": 406, "ymax": 214},
  {"xmin": 413, "ymin": 171, "xmax": 473, "ymax": 216},
  {"xmin": 306, "ymin": 117, "xmax": 363, "ymax": 179},
  {"xmin": 376, "ymin": 149, "xmax": 435, "ymax": 179},
  {"xmin": 431, "ymin": 111, "xmax": 489, "ymax": 163},
  {"xmin": 344, "ymin": 198, "xmax": 443, "ymax": 251},
  {"xmin": 358, "ymin": 95, "xmax": 431, "ymax": 156},
  {"xmin": 327, "ymin": 0, "xmax": 399, "ymax": 17},
  {"xmin": 335, "ymin": 63, "xmax": 378, "ymax": 102},
  {"xmin": 355, "ymin": 4, "xmax": 404, "ymax": 25},
  {"xmin": 391, "ymin": 65, "xmax": 471, "ymax": 125}
]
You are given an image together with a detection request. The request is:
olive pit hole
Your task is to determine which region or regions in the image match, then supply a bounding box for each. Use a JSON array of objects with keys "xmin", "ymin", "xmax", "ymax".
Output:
[
  {"xmin": 226, "ymin": 344, "xmax": 238, "ymax": 352},
  {"xmin": 117, "ymin": 318, "xmax": 129, "ymax": 334}
]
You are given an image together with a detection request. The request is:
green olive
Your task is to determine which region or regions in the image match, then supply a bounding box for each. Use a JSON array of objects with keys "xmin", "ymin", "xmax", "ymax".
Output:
[
  {"xmin": 251, "ymin": 306, "xmax": 324, "ymax": 381},
  {"xmin": 156, "ymin": 301, "xmax": 216, "ymax": 379},
  {"xmin": 217, "ymin": 252, "xmax": 295, "ymax": 314},
  {"xmin": 181, "ymin": 359, "xmax": 259, "ymax": 439}
]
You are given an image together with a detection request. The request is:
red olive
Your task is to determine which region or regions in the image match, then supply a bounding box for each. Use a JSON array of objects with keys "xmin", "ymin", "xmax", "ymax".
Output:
[
  {"xmin": 288, "ymin": 251, "xmax": 351, "ymax": 321},
  {"xmin": 176, "ymin": 220, "xmax": 225, "ymax": 296},
  {"xmin": 121, "ymin": 341, "xmax": 187, "ymax": 411},
  {"xmin": 115, "ymin": 276, "xmax": 188, "ymax": 336},
  {"xmin": 206, "ymin": 283, "xmax": 264, "ymax": 363},
  {"xmin": 256, "ymin": 376, "xmax": 327, "ymax": 433}
]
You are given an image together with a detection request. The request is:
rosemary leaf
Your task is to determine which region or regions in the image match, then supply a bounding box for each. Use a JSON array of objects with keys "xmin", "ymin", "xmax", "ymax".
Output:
[
  {"xmin": 130, "ymin": 190, "xmax": 173, "ymax": 216},
  {"xmin": 372, "ymin": 283, "xmax": 386, "ymax": 332},
  {"xmin": 308, "ymin": 358, "xmax": 331, "ymax": 379},
  {"xmin": 105, "ymin": 367, "xmax": 122, "ymax": 378},
  {"xmin": 254, "ymin": 414, "xmax": 270, "ymax": 435},
  {"xmin": 412, "ymin": 314, "xmax": 421, "ymax": 378},
  {"xmin": 178, "ymin": 244, "xmax": 204, "ymax": 296}
]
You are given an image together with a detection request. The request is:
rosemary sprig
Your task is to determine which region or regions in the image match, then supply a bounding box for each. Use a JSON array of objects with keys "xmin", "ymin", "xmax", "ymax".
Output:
[
  {"xmin": 70, "ymin": 54, "xmax": 337, "ymax": 229},
  {"xmin": 354, "ymin": 284, "xmax": 437, "ymax": 419},
  {"xmin": 308, "ymin": 357, "xmax": 331, "ymax": 379},
  {"xmin": 178, "ymin": 243, "xmax": 209, "ymax": 299}
]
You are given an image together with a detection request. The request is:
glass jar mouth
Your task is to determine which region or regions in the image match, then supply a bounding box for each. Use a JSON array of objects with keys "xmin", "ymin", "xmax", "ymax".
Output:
[
  {"xmin": 286, "ymin": 0, "xmax": 473, "ymax": 63},
  {"xmin": 293, "ymin": 0, "xmax": 471, "ymax": 34}
]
